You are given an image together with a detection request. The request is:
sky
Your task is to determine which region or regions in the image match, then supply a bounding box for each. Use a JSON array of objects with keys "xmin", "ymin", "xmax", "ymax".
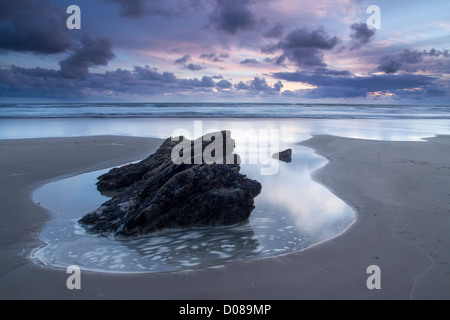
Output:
[{"xmin": 0, "ymin": 0, "xmax": 449, "ymax": 103}]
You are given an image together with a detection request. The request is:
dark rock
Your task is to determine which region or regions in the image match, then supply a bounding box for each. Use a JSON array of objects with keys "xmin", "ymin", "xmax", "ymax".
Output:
[
  {"xmin": 273, "ymin": 148, "xmax": 292, "ymax": 163},
  {"xmin": 78, "ymin": 131, "xmax": 262, "ymax": 238}
]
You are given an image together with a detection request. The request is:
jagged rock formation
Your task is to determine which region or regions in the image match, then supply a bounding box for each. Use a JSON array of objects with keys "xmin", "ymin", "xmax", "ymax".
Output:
[{"xmin": 79, "ymin": 131, "xmax": 262, "ymax": 238}]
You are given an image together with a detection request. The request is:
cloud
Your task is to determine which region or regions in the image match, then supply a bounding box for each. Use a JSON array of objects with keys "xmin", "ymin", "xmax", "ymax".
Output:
[
  {"xmin": 175, "ymin": 55, "xmax": 205, "ymax": 71},
  {"xmin": 0, "ymin": 0, "xmax": 71, "ymax": 54},
  {"xmin": 377, "ymin": 49, "xmax": 450, "ymax": 74},
  {"xmin": 263, "ymin": 22, "xmax": 285, "ymax": 38},
  {"xmin": 133, "ymin": 65, "xmax": 177, "ymax": 83},
  {"xmin": 104, "ymin": 0, "xmax": 208, "ymax": 18},
  {"xmin": 0, "ymin": 62, "xmax": 288, "ymax": 100},
  {"xmin": 178, "ymin": 75, "xmax": 216, "ymax": 87},
  {"xmin": 104, "ymin": 0, "xmax": 179, "ymax": 18},
  {"xmin": 273, "ymin": 68, "xmax": 441, "ymax": 98},
  {"xmin": 59, "ymin": 33, "xmax": 115, "ymax": 79},
  {"xmin": 216, "ymin": 79, "xmax": 233, "ymax": 88},
  {"xmin": 2, "ymin": 60, "xmax": 446, "ymax": 101},
  {"xmin": 199, "ymin": 52, "xmax": 228, "ymax": 62},
  {"xmin": 240, "ymin": 58, "xmax": 260, "ymax": 64},
  {"xmin": 183, "ymin": 63, "xmax": 205, "ymax": 71},
  {"xmin": 174, "ymin": 55, "xmax": 191, "ymax": 65},
  {"xmin": 312, "ymin": 67, "xmax": 352, "ymax": 77},
  {"xmin": 104, "ymin": 0, "xmax": 153, "ymax": 18},
  {"xmin": 234, "ymin": 77, "xmax": 283, "ymax": 93},
  {"xmin": 349, "ymin": 23, "xmax": 376, "ymax": 50},
  {"xmin": 0, "ymin": 0, "xmax": 29, "ymax": 20},
  {"xmin": 209, "ymin": 0, "xmax": 264, "ymax": 35},
  {"xmin": 0, "ymin": 64, "xmax": 221, "ymax": 99},
  {"xmin": 199, "ymin": 53, "xmax": 216, "ymax": 60},
  {"xmin": 262, "ymin": 27, "xmax": 340, "ymax": 67}
]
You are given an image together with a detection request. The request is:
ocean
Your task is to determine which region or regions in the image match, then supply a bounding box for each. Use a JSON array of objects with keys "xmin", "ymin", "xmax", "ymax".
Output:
[
  {"xmin": 0, "ymin": 103, "xmax": 449, "ymax": 141},
  {"xmin": 1, "ymin": 102, "xmax": 450, "ymax": 119}
]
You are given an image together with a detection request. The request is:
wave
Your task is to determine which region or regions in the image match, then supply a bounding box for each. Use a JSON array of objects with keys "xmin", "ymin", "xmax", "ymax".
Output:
[{"xmin": 0, "ymin": 103, "xmax": 449, "ymax": 119}]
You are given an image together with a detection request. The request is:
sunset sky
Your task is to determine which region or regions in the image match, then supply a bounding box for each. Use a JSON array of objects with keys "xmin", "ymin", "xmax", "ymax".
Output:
[{"xmin": 1, "ymin": 0, "xmax": 449, "ymax": 103}]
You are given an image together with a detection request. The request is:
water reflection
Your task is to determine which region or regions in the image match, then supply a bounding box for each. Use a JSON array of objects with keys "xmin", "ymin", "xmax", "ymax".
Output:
[
  {"xmin": 1, "ymin": 118, "xmax": 449, "ymax": 141},
  {"xmin": 32, "ymin": 142, "xmax": 354, "ymax": 273},
  {"xmin": 243, "ymin": 145, "xmax": 353, "ymax": 248}
]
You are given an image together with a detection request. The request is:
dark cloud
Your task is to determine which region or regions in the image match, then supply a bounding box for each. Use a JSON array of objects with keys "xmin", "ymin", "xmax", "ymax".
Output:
[
  {"xmin": 301, "ymin": 86, "xmax": 368, "ymax": 98},
  {"xmin": 0, "ymin": 62, "xmax": 287, "ymax": 99},
  {"xmin": 273, "ymin": 68, "xmax": 441, "ymax": 98},
  {"xmin": 240, "ymin": 58, "xmax": 260, "ymax": 64},
  {"xmin": 0, "ymin": 0, "xmax": 29, "ymax": 20},
  {"xmin": 174, "ymin": 55, "xmax": 191, "ymax": 65},
  {"xmin": 8, "ymin": 65, "xmax": 57, "ymax": 79},
  {"xmin": 200, "ymin": 53, "xmax": 216, "ymax": 60},
  {"xmin": 427, "ymin": 48, "xmax": 449, "ymax": 57},
  {"xmin": 0, "ymin": 64, "xmax": 221, "ymax": 99},
  {"xmin": 133, "ymin": 66, "xmax": 177, "ymax": 83},
  {"xmin": 199, "ymin": 52, "xmax": 228, "ymax": 62},
  {"xmin": 216, "ymin": 79, "xmax": 233, "ymax": 88},
  {"xmin": 273, "ymin": 69, "xmax": 435, "ymax": 90},
  {"xmin": 183, "ymin": 63, "xmax": 205, "ymax": 71},
  {"xmin": 262, "ymin": 28, "xmax": 340, "ymax": 67},
  {"xmin": 377, "ymin": 49, "xmax": 450, "ymax": 74},
  {"xmin": 0, "ymin": 65, "xmax": 102, "ymax": 99},
  {"xmin": 104, "ymin": 0, "xmax": 178, "ymax": 18},
  {"xmin": 175, "ymin": 55, "xmax": 205, "ymax": 71},
  {"xmin": 312, "ymin": 67, "xmax": 352, "ymax": 77},
  {"xmin": 234, "ymin": 77, "xmax": 283, "ymax": 94},
  {"xmin": 349, "ymin": 23, "xmax": 376, "ymax": 50},
  {"xmin": 378, "ymin": 50, "xmax": 420, "ymax": 74},
  {"xmin": 0, "ymin": 0, "xmax": 71, "ymax": 54},
  {"xmin": 104, "ymin": 0, "xmax": 153, "ymax": 18},
  {"xmin": 3, "ymin": 60, "xmax": 445, "ymax": 101},
  {"xmin": 178, "ymin": 75, "xmax": 216, "ymax": 87},
  {"xmin": 264, "ymin": 22, "xmax": 285, "ymax": 38},
  {"xmin": 59, "ymin": 33, "xmax": 115, "ymax": 79},
  {"xmin": 104, "ymin": 0, "xmax": 208, "ymax": 18},
  {"xmin": 209, "ymin": 0, "xmax": 263, "ymax": 35},
  {"xmin": 234, "ymin": 81, "xmax": 250, "ymax": 90}
]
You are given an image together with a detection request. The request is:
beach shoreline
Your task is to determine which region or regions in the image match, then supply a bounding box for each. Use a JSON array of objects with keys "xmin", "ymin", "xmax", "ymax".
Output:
[{"xmin": 0, "ymin": 134, "xmax": 449, "ymax": 299}]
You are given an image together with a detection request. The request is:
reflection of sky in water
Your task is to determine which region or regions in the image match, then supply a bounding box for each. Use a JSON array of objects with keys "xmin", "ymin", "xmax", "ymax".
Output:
[
  {"xmin": 32, "ymin": 143, "xmax": 354, "ymax": 273},
  {"xmin": 1, "ymin": 118, "xmax": 449, "ymax": 142}
]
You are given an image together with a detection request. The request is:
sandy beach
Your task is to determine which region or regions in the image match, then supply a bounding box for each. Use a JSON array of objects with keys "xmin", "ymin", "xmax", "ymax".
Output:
[{"xmin": 0, "ymin": 134, "xmax": 449, "ymax": 300}]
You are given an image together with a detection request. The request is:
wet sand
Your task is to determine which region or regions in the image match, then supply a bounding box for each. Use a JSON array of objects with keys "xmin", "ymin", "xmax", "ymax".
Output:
[{"xmin": 0, "ymin": 135, "xmax": 449, "ymax": 299}]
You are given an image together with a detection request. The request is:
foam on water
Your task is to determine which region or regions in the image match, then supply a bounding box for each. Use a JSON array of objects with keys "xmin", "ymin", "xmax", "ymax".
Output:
[{"xmin": 1, "ymin": 103, "xmax": 450, "ymax": 119}]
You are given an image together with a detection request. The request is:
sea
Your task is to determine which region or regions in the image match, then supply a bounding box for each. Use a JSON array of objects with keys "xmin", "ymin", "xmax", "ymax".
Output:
[
  {"xmin": 1, "ymin": 103, "xmax": 449, "ymax": 141},
  {"xmin": 2, "ymin": 102, "xmax": 449, "ymax": 273},
  {"xmin": 1, "ymin": 102, "xmax": 450, "ymax": 119}
]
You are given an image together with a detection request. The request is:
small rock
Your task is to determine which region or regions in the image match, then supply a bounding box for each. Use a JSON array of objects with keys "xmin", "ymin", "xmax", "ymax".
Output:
[{"xmin": 273, "ymin": 148, "xmax": 292, "ymax": 163}]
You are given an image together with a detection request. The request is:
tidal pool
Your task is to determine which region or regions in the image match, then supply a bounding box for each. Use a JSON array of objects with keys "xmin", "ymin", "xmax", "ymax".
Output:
[{"xmin": 31, "ymin": 143, "xmax": 355, "ymax": 273}]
